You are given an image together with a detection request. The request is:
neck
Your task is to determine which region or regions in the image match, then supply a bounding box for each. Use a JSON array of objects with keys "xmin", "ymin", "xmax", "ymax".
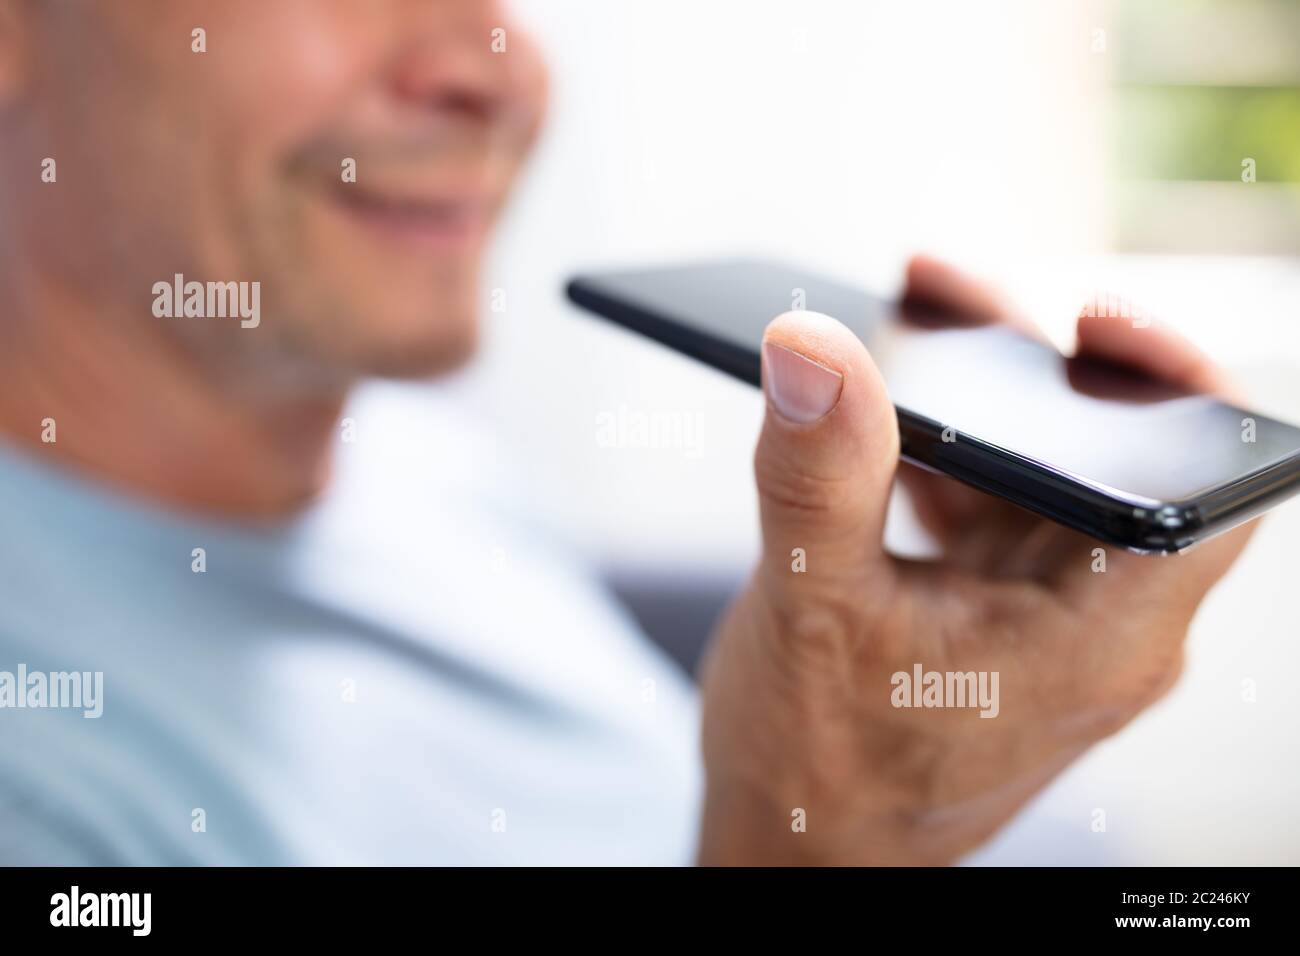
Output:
[{"xmin": 0, "ymin": 255, "xmax": 348, "ymax": 519}]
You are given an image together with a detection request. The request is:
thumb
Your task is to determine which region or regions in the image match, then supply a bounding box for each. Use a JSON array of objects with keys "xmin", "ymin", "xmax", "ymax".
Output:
[{"xmin": 754, "ymin": 311, "xmax": 900, "ymax": 606}]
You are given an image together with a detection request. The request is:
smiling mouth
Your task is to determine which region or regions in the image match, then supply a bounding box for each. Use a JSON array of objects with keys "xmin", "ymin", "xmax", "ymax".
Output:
[{"xmin": 327, "ymin": 184, "xmax": 490, "ymax": 250}]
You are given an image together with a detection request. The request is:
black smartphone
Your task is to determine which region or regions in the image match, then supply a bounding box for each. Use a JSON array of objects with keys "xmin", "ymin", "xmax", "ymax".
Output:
[{"xmin": 566, "ymin": 259, "xmax": 1300, "ymax": 553}]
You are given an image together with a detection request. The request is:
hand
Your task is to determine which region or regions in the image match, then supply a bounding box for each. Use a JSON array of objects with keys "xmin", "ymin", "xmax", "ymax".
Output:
[{"xmin": 697, "ymin": 255, "xmax": 1255, "ymax": 865}]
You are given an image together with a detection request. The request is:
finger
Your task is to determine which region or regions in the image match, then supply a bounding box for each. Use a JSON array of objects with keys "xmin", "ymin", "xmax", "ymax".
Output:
[
  {"xmin": 897, "ymin": 462, "xmax": 1040, "ymax": 564},
  {"xmin": 897, "ymin": 463, "xmax": 960, "ymax": 542},
  {"xmin": 755, "ymin": 311, "xmax": 900, "ymax": 610},
  {"xmin": 1075, "ymin": 308, "xmax": 1239, "ymax": 399},
  {"xmin": 902, "ymin": 253, "xmax": 1041, "ymax": 339},
  {"xmin": 1055, "ymin": 518, "xmax": 1256, "ymax": 627}
]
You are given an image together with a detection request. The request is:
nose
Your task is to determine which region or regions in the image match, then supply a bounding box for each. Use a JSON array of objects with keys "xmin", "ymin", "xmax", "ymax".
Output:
[{"xmin": 389, "ymin": 1, "xmax": 533, "ymax": 127}]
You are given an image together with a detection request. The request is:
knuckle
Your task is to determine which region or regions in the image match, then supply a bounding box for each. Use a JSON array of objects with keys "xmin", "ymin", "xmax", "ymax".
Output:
[
  {"xmin": 755, "ymin": 584, "xmax": 863, "ymax": 675},
  {"xmin": 1136, "ymin": 647, "xmax": 1187, "ymax": 706},
  {"xmin": 754, "ymin": 451, "xmax": 855, "ymax": 518},
  {"xmin": 764, "ymin": 589, "xmax": 856, "ymax": 650},
  {"xmin": 1081, "ymin": 642, "xmax": 1187, "ymax": 735}
]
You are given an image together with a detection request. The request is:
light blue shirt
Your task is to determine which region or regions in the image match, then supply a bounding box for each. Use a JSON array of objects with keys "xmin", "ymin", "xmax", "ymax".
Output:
[{"xmin": 0, "ymin": 386, "xmax": 701, "ymax": 864}]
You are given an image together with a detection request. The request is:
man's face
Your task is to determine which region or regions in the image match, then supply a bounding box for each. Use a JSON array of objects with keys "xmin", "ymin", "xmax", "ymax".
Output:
[{"xmin": 4, "ymin": 0, "xmax": 545, "ymax": 381}]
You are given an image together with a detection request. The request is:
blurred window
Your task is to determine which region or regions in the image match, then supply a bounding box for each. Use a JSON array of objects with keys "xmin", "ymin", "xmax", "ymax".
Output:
[{"xmin": 1112, "ymin": 0, "xmax": 1300, "ymax": 253}]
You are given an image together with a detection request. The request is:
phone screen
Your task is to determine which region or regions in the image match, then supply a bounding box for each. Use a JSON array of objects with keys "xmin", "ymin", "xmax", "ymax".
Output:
[{"xmin": 576, "ymin": 260, "xmax": 1300, "ymax": 506}]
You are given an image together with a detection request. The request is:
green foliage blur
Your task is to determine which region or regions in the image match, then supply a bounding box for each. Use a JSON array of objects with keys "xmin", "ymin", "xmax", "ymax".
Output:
[
  {"xmin": 1111, "ymin": 0, "xmax": 1299, "ymax": 251},
  {"xmin": 1118, "ymin": 86, "xmax": 1300, "ymax": 183}
]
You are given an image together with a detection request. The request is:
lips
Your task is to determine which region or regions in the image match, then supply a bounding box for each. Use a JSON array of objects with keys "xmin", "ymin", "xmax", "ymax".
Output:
[{"xmin": 326, "ymin": 182, "xmax": 490, "ymax": 250}]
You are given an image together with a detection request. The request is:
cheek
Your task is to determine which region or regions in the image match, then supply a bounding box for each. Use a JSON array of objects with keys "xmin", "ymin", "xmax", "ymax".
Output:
[
  {"xmin": 507, "ymin": 33, "xmax": 551, "ymax": 150},
  {"xmin": 194, "ymin": 4, "xmax": 392, "ymax": 206}
]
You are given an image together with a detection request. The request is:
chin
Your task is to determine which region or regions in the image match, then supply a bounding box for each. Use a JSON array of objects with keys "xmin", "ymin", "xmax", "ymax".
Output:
[
  {"xmin": 353, "ymin": 318, "xmax": 481, "ymax": 380},
  {"xmin": 261, "ymin": 281, "xmax": 484, "ymax": 383}
]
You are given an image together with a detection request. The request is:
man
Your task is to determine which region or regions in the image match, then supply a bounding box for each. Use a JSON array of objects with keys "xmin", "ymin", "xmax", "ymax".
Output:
[{"xmin": 0, "ymin": 1, "xmax": 1252, "ymax": 865}]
